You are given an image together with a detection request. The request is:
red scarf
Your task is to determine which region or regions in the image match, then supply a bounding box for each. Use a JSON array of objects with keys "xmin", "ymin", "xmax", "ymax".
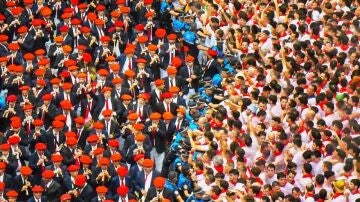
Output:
[
  {"xmin": 339, "ymin": 44, "xmax": 349, "ymax": 51},
  {"xmin": 279, "ymin": 32, "xmax": 287, "ymax": 38},
  {"xmin": 303, "ymin": 173, "xmax": 313, "ymax": 178},
  {"xmin": 273, "ymin": 150, "xmax": 282, "ymax": 157},
  {"xmin": 333, "ymin": 193, "xmax": 343, "ymax": 199},
  {"xmin": 214, "ymin": 165, "xmax": 223, "ymax": 173},
  {"xmin": 305, "ymin": 192, "xmax": 314, "ymax": 198}
]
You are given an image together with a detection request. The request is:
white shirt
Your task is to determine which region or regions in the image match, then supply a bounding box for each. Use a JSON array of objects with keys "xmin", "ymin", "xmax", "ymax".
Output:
[{"xmin": 144, "ymin": 171, "xmax": 153, "ymax": 192}]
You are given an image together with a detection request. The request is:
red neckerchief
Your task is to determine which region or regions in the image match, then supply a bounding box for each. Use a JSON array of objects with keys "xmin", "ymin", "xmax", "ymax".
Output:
[
  {"xmin": 255, "ymin": 177, "xmax": 263, "ymax": 185},
  {"xmin": 340, "ymin": 87, "xmax": 347, "ymax": 93},
  {"xmin": 311, "ymin": 34, "xmax": 320, "ymax": 40},
  {"xmin": 255, "ymin": 82, "xmax": 264, "ymax": 87},
  {"xmin": 306, "ymin": 17, "xmax": 312, "ymax": 24},
  {"xmin": 214, "ymin": 165, "xmax": 223, "ymax": 173},
  {"xmin": 325, "ymin": 112, "xmax": 334, "ymax": 116},
  {"xmin": 196, "ymin": 170, "xmax": 203, "ymax": 175},
  {"xmin": 273, "ymin": 150, "xmax": 282, "ymax": 157},
  {"xmin": 255, "ymin": 191, "xmax": 263, "ymax": 199},
  {"xmin": 301, "ymin": 105, "xmax": 309, "ymax": 111},
  {"xmin": 333, "ymin": 193, "xmax": 343, "ymax": 199},
  {"xmin": 351, "ymin": 189, "xmax": 359, "ymax": 195},
  {"xmin": 345, "ymin": 29, "xmax": 352, "ymax": 35},
  {"xmin": 230, "ymin": 180, "xmax": 237, "ymax": 186},
  {"xmin": 260, "ymin": 37, "xmax": 268, "ymax": 43},
  {"xmin": 318, "ymin": 100, "xmax": 328, "ymax": 110},
  {"xmin": 305, "ymin": 192, "xmax": 314, "ymax": 198},
  {"xmin": 340, "ymin": 44, "xmax": 349, "ymax": 51},
  {"xmin": 272, "ymin": 125, "xmax": 281, "ymax": 131},
  {"xmin": 303, "ymin": 173, "xmax": 313, "ymax": 178},
  {"xmin": 317, "ymin": 199, "xmax": 324, "ymax": 202},
  {"xmin": 240, "ymin": 48, "xmax": 248, "ymax": 54},
  {"xmin": 211, "ymin": 195, "xmax": 219, "ymax": 200},
  {"xmin": 343, "ymin": 172, "xmax": 352, "ymax": 178},
  {"xmin": 279, "ymin": 32, "xmax": 287, "ymax": 38},
  {"xmin": 290, "ymin": 180, "xmax": 295, "ymax": 185}
]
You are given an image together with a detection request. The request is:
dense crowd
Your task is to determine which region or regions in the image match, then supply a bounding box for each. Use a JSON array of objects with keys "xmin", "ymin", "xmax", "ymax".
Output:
[{"xmin": 0, "ymin": 0, "xmax": 359, "ymax": 201}]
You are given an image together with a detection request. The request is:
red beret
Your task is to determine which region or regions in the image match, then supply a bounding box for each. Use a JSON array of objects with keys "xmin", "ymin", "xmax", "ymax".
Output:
[
  {"xmin": 60, "ymin": 194, "xmax": 72, "ymax": 200},
  {"xmin": 32, "ymin": 119, "xmax": 44, "ymax": 126},
  {"xmin": 185, "ymin": 55, "xmax": 195, "ymax": 62},
  {"xmin": 169, "ymin": 86, "xmax": 180, "ymax": 93},
  {"xmin": 171, "ymin": 57, "xmax": 182, "ymax": 68},
  {"xmin": 95, "ymin": 19, "xmax": 105, "ymax": 26},
  {"xmin": 42, "ymin": 170, "xmax": 55, "ymax": 179},
  {"xmin": 167, "ymin": 66, "xmax": 177, "ymax": 74},
  {"xmin": 87, "ymin": 134, "xmax": 99, "ymax": 143},
  {"xmin": 96, "ymin": 186, "xmax": 108, "ymax": 193},
  {"xmin": 133, "ymin": 123, "xmax": 145, "ymax": 131},
  {"xmin": 11, "ymin": 7, "xmax": 23, "ymax": 16},
  {"xmin": 150, "ymin": 112, "xmax": 161, "ymax": 120},
  {"xmin": 36, "ymin": 79, "xmax": 46, "ymax": 86},
  {"xmin": 74, "ymin": 116, "xmax": 85, "ymax": 124},
  {"xmin": 8, "ymin": 42, "xmax": 20, "ymax": 50},
  {"xmin": 155, "ymin": 28, "xmax": 166, "ymax": 38},
  {"xmin": 8, "ymin": 135, "xmax": 20, "ymax": 145},
  {"xmin": 52, "ymin": 120, "xmax": 65, "ymax": 128},
  {"xmin": 61, "ymin": 12, "xmax": 72, "ymax": 19},
  {"xmin": 20, "ymin": 166, "xmax": 33, "ymax": 175},
  {"xmin": 112, "ymin": 78, "xmax": 123, "ymax": 85},
  {"xmin": 117, "ymin": 185, "xmax": 129, "ymax": 196},
  {"xmin": 154, "ymin": 79, "xmax": 165, "ymax": 87},
  {"xmin": 110, "ymin": 153, "xmax": 122, "ymax": 162},
  {"xmin": 99, "ymin": 157, "xmax": 110, "ymax": 166},
  {"xmin": 96, "ymin": 4, "xmax": 105, "ymax": 11},
  {"xmin": 32, "ymin": 185, "xmax": 44, "ymax": 193},
  {"xmin": 7, "ymin": 95, "xmax": 17, "ymax": 102},
  {"xmin": 78, "ymin": 3, "xmax": 87, "ymax": 9},
  {"xmin": 6, "ymin": 190, "xmax": 18, "ymax": 197},
  {"xmin": 153, "ymin": 177, "xmax": 166, "ymax": 188},
  {"xmin": 134, "ymin": 24, "xmax": 145, "ymax": 32},
  {"xmin": 80, "ymin": 26, "xmax": 91, "ymax": 33},
  {"xmin": 0, "ymin": 35, "xmax": 8, "ymax": 42},
  {"xmin": 142, "ymin": 159, "xmax": 154, "ymax": 167},
  {"xmin": 17, "ymin": 26, "xmax": 28, "ymax": 33},
  {"xmin": 51, "ymin": 154, "xmax": 63, "ymax": 162},
  {"xmin": 60, "ymin": 100, "xmax": 72, "ymax": 110},
  {"xmin": 0, "ymin": 182, "xmax": 4, "ymax": 191},
  {"xmin": 167, "ymin": 34, "xmax": 177, "ymax": 40},
  {"xmin": 161, "ymin": 92, "xmax": 173, "ymax": 99},
  {"xmin": 108, "ymin": 139, "xmax": 119, "ymax": 147},
  {"xmin": 121, "ymin": 94, "xmax": 132, "ymax": 100},
  {"xmin": 93, "ymin": 147, "xmax": 104, "ymax": 155},
  {"xmin": 116, "ymin": 166, "xmax": 128, "ymax": 177},
  {"xmin": 207, "ymin": 49, "xmax": 218, "ymax": 57},
  {"xmin": 35, "ymin": 143, "xmax": 47, "ymax": 151},
  {"xmin": 137, "ymin": 35, "xmax": 148, "ymax": 43},
  {"xmin": 93, "ymin": 121, "xmax": 104, "ymax": 130},
  {"xmin": 24, "ymin": 0, "xmax": 34, "ymax": 4},
  {"xmin": 134, "ymin": 134, "xmax": 146, "ymax": 142},
  {"xmin": 133, "ymin": 153, "xmax": 145, "ymax": 161},
  {"xmin": 83, "ymin": 53, "xmax": 92, "ymax": 62},
  {"xmin": 120, "ymin": 6, "xmax": 130, "ymax": 13},
  {"xmin": 100, "ymin": 36, "xmax": 111, "ymax": 43},
  {"xmin": 80, "ymin": 155, "xmax": 92, "ymax": 164},
  {"xmin": 127, "ymin": 112, "xmax": 139, "ymax": 120},
  {"xmin": 75, "ymin": 175, "xmax": 86, "ymax": 187},
  {"xmin": 66, "ymin": 137, "xmax": 78, "ymax": 146},
  {"xmin": 124, "ymin": 69, "xmax": 136, "ymax": 77},
  {"xmin": 19, "ymin": 85, "xmax": 30, "ymax": 91},
  {"xmin": 0, "ymin": 162, "xmax": 5, "ymax": 170},
  {"xmin": 11, "ymin": 120, "xmax": 21, "ymax": 128},
  {"xmin": 67, "ymin": 165, "xmax": 80, "ymax": 172},
  {"xmin": 114, "ymin": 20, "xmax": 124, "ymax": 27},
  {"xmin": 42, "ymin": 93, "xmax": 53, "ymax": 101},
  {"xmin": 71, "ymin": 18, "xmax": 81, "ymax": 25},
  {"xmin": 31, "ymin": 19, "xmax": 43, "ymax": 26},
  {"xmin": 0, "ymin": 143, "xmax": 11, "ymax": 151}
]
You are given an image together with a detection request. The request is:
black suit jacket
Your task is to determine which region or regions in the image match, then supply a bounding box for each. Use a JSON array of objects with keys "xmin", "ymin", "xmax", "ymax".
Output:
[
  {"xmin": 60, "ymin": 146, "xmax": 77, "ymax": 167},
  {"xmin": 164, "ymin": 76, "xmax": 189, "ymax": 95},
  {"xmin": 74, "ymin": 184, "xmax": 95, "ymax": 202},
  {"xmin": 144, "ymin": 121, "xmax": 166, "ymax": 153},
  {"xmin": 145, "ymin": 187, "xmax": 175, "ymax": 202},
  {"xmin": 179, "ymin": 65, "xmax": 202, "ymax": 91},
  {"xmin": 43, "ymin": 130, "xmax": 66, "ymax": 154},
  {"xmin": 13, "ymin": 175, "xmax": 34, "ymax": 201},
  {"xmin": 134, "ymin": 170, "xmax": 161, "ymax": 194},
  {"xmin": 72, "ymin": 127, "xmax": 90, "ymax": 149},
  {"xmin": 100, "ymin": 119, "xmax": 121, "ymax": 139},
  {"xmin": 28, "ymin": 152, "xmax": 51, "ymax": 184},
  {"xmin": 27, "ymin": 196, "xmax": 48, "ymax": 202},
  {"xmin": 42, "ymin": 179, "xmax": 63, "ymax": 202},
  {"xmin": 203, "ymin": 59, "xmax": 221, "ymax": 79},
  {"xmin": 132, "ymin": 103, "xmax": 152, "ymax": 122},
  {"xmin": 154, "ymin": 102, "xmax": 177, "ymax": 115}
]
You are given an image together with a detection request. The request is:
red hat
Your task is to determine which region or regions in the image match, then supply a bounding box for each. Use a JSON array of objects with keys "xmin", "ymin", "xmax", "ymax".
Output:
[
  {"xmin": 38, "ymin": 58, "xmax": 50, "ymax": 66},
  {"xmin": 23, "ymin": 53, "xmax": 35, "ymax": 60},
  {"xmin": 0, "ymin": 35, "xmax": 8, "ymax": 42},
  {"xmin": 185, "ymin": 55, "xmax": 195, "ymax": 62},
  {"xmin": 7, "ymin": 95, "xmax": 17, "ymax": 102},
  {"xmin": 65, "ymin": 131, "xmax": 77, "ymax": 139},
  {"xmin": 133, "ymin": 123, "xmax": 145, "ymax": 131},
  {"xmin": 0, "ymin": 57, "xmax": 8, "ymax": 63},
  {"xmin": 87, "ymin": 12, "xmax": 97, "ymax": 21},
  {"xmin": 167, "ymin": 66, "xmax": 177, "ymax": 74},
  {"xmin": 100, "ymin": 36, "xmax": 111, "ymax": 43},
  {"xmin": 127, "ymin": 112, "xmax": 139, "ymax": 120},
  {"xmin": 32, "ymin": 185, "xmax": 44, "ymax": 193},
  {"xmin": 121, "ymin": 94, "xmax": 132, "ymax": 100},
  {"xmin": 66, "ymin": 137, "xmax": 77, "ymax": 146},
  {"xmin": 120, "ymin": 6, "xmax": 130, "ymax": 13},
  {"xmin": 0, "ymin": 143, "xmax": 10, "ymax": 151},
  {"xmin": 155, "ymin": 28, "xmax": 166, "ymax": 38},
  {"xmin": 136, "ymin": 58, "xmax": 147, "ymax": 64},
  {"xmin": 34, "ymin": 68, "xmax": 45, "ymax": 77},
  {"xmin": 77, "ymin": 72, "xmax": 87, "ymax": 79},
  {"xmin": 96, "ymin": 186, "xmax": 108, "ymax": 193},
  {"xmin": 176, "ymin": 107, "xmax": 186, "ymax": 114},
  {"xmin": 147, "ymin": 44, "xmax": 158, "ymax": 52},
  {"xmin": 60, "ymin": 100, "xmax": 72, "ymax": 110},
  {"xmin": 6, "ymin": 190, "xmax": 18, "ymax": 198},
  {"xmin": 134, "ymin": 24, "xmax": 145, "ymax": 32},
  {"xmin": 54, "ymin": 114, "xmax": 66, "ymax": 122},
  {"xmin": 19, "ymin": 85, "xmax": 30, "ymax": 91},
  {"xmin": 62, "ymin": 82, "xmax": 73, "ymax": 91},
  {"xmin": 61, "ymin": 12, "xmax": 72, "ymax": 19},
  {"xmin": 95, "ymin": 19, "xmax": 105, "ymax": 26},
  {"xmin": 99, "ymin": 157, "xmax": 110, "ymax": 166},
  {"xmin": 124, "ymin": 48, "xmax": 135, "ymax": 55},
  {"xmin": 108, "ymin": 139, "xmax": 119, "ymax": 147},
  {"xmin": 117, "ymin": 185, "xmax": 129, "ymax": 196},
  {"xmin": 114, "ymin": 20, "xmax": 124, "ymax": 27},
  {"xmin": 162, "ymin": 112, "xmax": 174, "ymax": 120},
  {"xmin": 32, "ymin": 119, "xmax": 44, "ymax": 126},
  {"xmin": 54, "ymin": 36, "xmax": 64, "ymax": 45},
  {"xmin": 31, "ymin": 19, "xmax": 43, "ymax": 26},
  {"xmin": 145, "ymin": 11, "xmax": 155, "ymax": 18},
  {"xmin": 71, "ymin": 18, "xmax": 81, "ymax": 25},
  {"xmin": 40, "ymin": 6, "xmax": 52, "ymax": 16},
  {"xmin": 207, "ymin": 49, "xmax": 218, "ymax": 57},
  {"xmin": 161, "ymin": 92, "xmax": 173, "ymax": 99},
  {"xmin": 154, "ymin": 79, "xmax": 165, "ymax": 87},
  {"xmin": 106, "ymin": 55, "xmax": 116, "ymax": 62},
  {"xmin": 7, "ymin": 135, "xmax": 20, "ymax": 145},
  {"xmin": 74, "ymin": 116, "xmax": 85, "ymax": 125},
  {"xmin": 144, "ymin": 0, "xmax": 153, "ymax": 4},
  {"xmin": 112, "ymin": 77, "xmax": 123, "ymax": 85},
  {"xmin": 64, "ymin": 59, "xmax": 76, "ymax": 67},
  {"xmin": 93, "ymin": 121, "xmax": 104, "ymax": 129},
  {"xmin": 78, "ymin": 3, "xmax": 87, "ymax": 9},
  {"xmin": 153, "ymin": 177, "xmax": 166, "ymax": 188},
  {"xmin": 24, "ymin": 0, "xmax": 34, "ymax": 4},
  {"xmin": 133, "ymin": 153, "xmax": 145, "ymax": 161},
  {"xmin": 35, "ymin": 143, "xmax": 47, "ymax": 151},
  {"xmin": 52, "ymin": 120, "xmax": 65, "ymax": 128},
  {"xmin": 62, "ymin": 45, "xmax": 72, "ymax": 53},
  {"xmin": 96, "ymin": 4, "xmax": 105, "ymax": 11},
  {"xmin": 8, "ymin": 42, "xmax": 20, "ymax": 50},
  {"xmin": 0, "ymin": 162, "xmax": 6, "ymax": 170},
  {"xmin": 169, "ymin": 86, "xmax": 180, "ymax": 93},
  {"xmin": 167, "ymin": 34, "xmax": 177, "ymax": 40},
  {"xmin": 36, "ymin": 79, "xmax": 46, "ymax": 86},
  {"xmin": 80, "ymin": 26, "xmax": 91, "ymax": 33},
  {"xmin": 20, "ymin": 166, "xmax": 33, "ymax": 175},
  {"xmin": 11, "ymin": 7, "xmax": 23, "ymax": 16},
  {"xmin": 134, "ymin": 134, "xmax": 146, "ymax": 141},
  {"xmin": 110, "ymin": 63, "xmax": 120, "ymax": 71},
  {"xmin": 142, "ymin": 159, "xmax": 154, "ymax": 167},
  {"xmin": 17, "ymin": 26, "xmax": 28, "ymax": 33},
  {"xmin": 171, "ymin": 57, "xmax": 182, "ymax": 68},
  {"xmin": 42, "ymin": 169, "xmax": 55, "ymax": 179},
  {"xmin": 83, "ymin": 53, "xmax": 92, "ymax": 62},
  {"xmin": 75, "ymin": 175, "xmax": 86, "ymax": 187},
  {"xmin": 60, "ymin": 194, "xmax": 72, "ymax": 201},
  {"xmin": 116, "ymin": 166, "xmax": 128, "ymax": 177},
  {"xmin": 0, "ymin": 14, "xmax": 4, "ymax": 21},
  {"xmin": 34, "ymin": 49, "xmax": 46, "ymax": 55},
  {"xmin": 87, "ymin": 134, "xmax": 99, "ymax": 143},
  {"xmin": 11, "ymin": 120, "xmax": 21, "ymax": 128},
  {"xmin": 60, "ymin": 71, "xmax": 71, "ymax": 78},
  {"xmin": 111, "ymin": 10, "xmax": 121, "ymax": 18},
  {"xmin": 42, "ymin": 93, "xmax": 52, "ymax": 101},
  {"xmin": 67, "ymin": 165, "xmax": 80, "ymax": 172},
  {"xmin": 5, "ymin": 1, "xmax": 15, "ymax": 7},
  {"xmin": 63, "ymin": 7, "xmax": 73, "ymax": 14},
  {"xmin": 137, "ymin": 35, "xmax": 148, "ymax": 43},
  {"xmin": 98, "ymin": 69, "xmax": 109, "ymax": 76},
  {"xmin": 80, "ymin": 155, "xmax": 92, "ymax": 164},
  {"xmin": 150, "ymin": 112, "xmax": 161, "ymax": 120},
  {"xmin": 93, "ymin": 147, "xmax": 104, "ymax": 155},
  {"xmin": 51, "ymin": 154, "xmax": 63, "ymax": 162},
  {"xmin": 124, "ymin": 69, "xmax": 136, "ymax": 77}
]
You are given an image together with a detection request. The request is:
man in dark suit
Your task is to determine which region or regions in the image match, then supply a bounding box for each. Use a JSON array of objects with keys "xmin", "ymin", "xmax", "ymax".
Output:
[
  {"xmin": 154, "ymin": 92, "xmax": 177, "ymax": 115},
  {"xmin": 144, "ymin": 113, "xmax": 166, "ymax": 173},
  {"xmin": 0, "ymin": 143, "xmax": 20, "ymax": 177},
  {"xmin": 109, "ymin": 166, "xmax": 132, "ymax": 198},
  {"xmin": 13, "ymin": 166, "xmax": 35, "ymax": 201},
  {"xmin": 90, "ymin": 186, "xmax": 110, "ymax": 202},
  {"xmin": 144, "ymin": 44, "xmax": 164, "ymax": 80},
  {"xmin": 163, "ymin": 66, "xmax": 188, "ymax": 96},
  {"xmin": 122, "ymin": 70, "xmax": 140, "ymax": 99},
  {"xmin": 100, "ymin": 110, "xmax": 121, "ymax": 139},
  {"xmin": 145, "ymin": 177, "xmax": 175, "ymax": 202},
  {"xmin": 116, "ymin": 48, "xmax": 137, "ymax": 75},
  {"xmin": 0, "ymin": 162, "xmax": 13, "ymax": 191},
  {"xmin": 79, "ymin": 93, "xmax": 100, "ymax": 122},
  {"xmin": 132, "ymin": 95, "xmax": 152, "ymax": 123},
  {"xmin": 28, "ymin": 143, "xmax": 51, "ymax": 185},
  {"xmin": 133, "ymin": 159, "xmax": 160, "ymax": 199},
  {"xmin": 149, "ymin": 79, "xmax": 165, "ymax": 108},
  {"xmin": 41, "ymin": 169, "xmax": 64, "ymax": 202},
  {"xmin": 203, "ymin": 49, "xmax": 221, "ymax": 79},
  {"xmin": 113, "ymin": 185, "xmax": 137, "ymax": 202},
  {"xmin": 179, "ymin": 55, "xmax": 202, "ymax": 92},
  {"xmin": 16, "ymin": 26, "xmax": 35, "ymax": 54},
  {"xmin": 171, "ymin": 108, "xmax": 189, "ymax": 133},
  {"xmin": 72, "ymin": 117, "xmax": 90, "ymax": 149},
  {"xmin": 91, "ymin": 19, "xmax": 107, "ymax": 41},
  {"xmin": 159, "ymin": 34, "xmax": 181, "ymax": 68},
  {"xmin": 93, "ymin": 36, "xmax": 113, "ymax": 68},
  {"xmin": 90, "ymin": 158, "xmax": 116, "ymax": 187},
  {"xmin": 93, "ymin": 87, "xmax": 121, "ymax": 120},
  {"xmin": 111, "ymin": 77, "xmax": 131, "ymax": 101},
  {"xmin": 26, "ymin": 185, "xmax": 47, "ymax": 202},
  {"xmin": 60, "ymin": 137, "xmax": 82, "ymax": 167},
  {"xmin": 135, "ymin": 58, "xmax": 153, "ymax": 93},
  {"xmin": 162, "ymin": 112, "xmax": 176, "ymax": 145},
  {"xmin": 124, "ymin": 134, "xmax": 152, "ymax": 165},
  {"xmin": 42, "ymin": 122, "xmax": 66, "ymax": 155},
  {"xmin": 68, "ymin": 175, "xmax": 95, "ymax": 201},
  {"xmin": 35, "ymin": 93, "xmax": 57, "ymax": 130}
]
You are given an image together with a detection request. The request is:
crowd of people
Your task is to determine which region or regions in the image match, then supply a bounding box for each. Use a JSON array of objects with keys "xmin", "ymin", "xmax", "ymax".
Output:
[{"xmin": 0, "ymin": 0, "xmax": 359, "ymax": 201}]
